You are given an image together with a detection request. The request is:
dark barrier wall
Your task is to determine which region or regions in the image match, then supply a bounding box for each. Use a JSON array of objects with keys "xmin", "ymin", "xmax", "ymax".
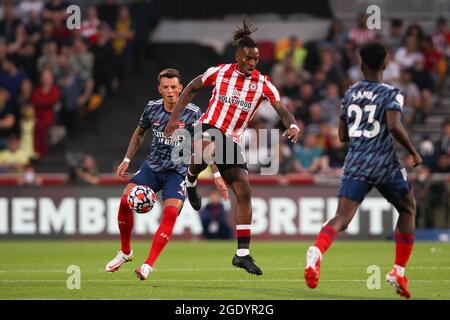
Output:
[
  {"xmin": 158, "ymin": 0, "xmax": 334, "ymax": 19},
  {"xmin": 0, "ymin": 184, "xmax": 398, "ymax": 239}
]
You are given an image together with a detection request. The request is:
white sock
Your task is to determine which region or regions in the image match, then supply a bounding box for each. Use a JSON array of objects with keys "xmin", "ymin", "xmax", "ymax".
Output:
[
  {"xmin": 236, "ymin": 249, "xmax": 249, "ymax": 257},
  {"xmin": 394, "ymin": 264, "xmax": 405, "ymax": 277}
]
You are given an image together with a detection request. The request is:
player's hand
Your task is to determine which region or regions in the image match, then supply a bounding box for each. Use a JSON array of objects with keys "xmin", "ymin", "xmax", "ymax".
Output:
[
  {"xmin": 283, "ymin": 126, "xmax": 301, "ymax": 143},
  {"xmin": 164, "ymin": 118, "xmax": 179, "ymax": 138},
  {"xmin": 412, "ymin": 152, "xmax": 423, "ymax": 168},
  {"xmin": 214, "ymin": 176, "xmax": 229, "ymax": 201},
  {"xmin": 117, "ymin": 160, "xmax": 130, "ymax": 181}
]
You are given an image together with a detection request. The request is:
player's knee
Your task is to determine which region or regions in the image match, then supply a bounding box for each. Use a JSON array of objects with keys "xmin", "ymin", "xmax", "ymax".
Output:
[{"xmin": 237, "ymin": 184, "xmax": 252, "ymax": 203}]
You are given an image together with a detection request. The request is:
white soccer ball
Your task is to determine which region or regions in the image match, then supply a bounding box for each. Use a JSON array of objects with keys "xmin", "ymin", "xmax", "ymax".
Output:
[{"xmin": 127, "ymin": 185, "xmax": 156, "ymax": 214}]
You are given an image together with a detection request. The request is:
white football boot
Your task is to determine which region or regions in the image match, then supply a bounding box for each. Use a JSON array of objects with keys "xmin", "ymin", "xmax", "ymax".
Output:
[
  {"xmin": 135, "ymin": 263, "xmax": 153, "ymax": 280},
  {"xmin": 105, "ymin": 250, "xmax": 134, "ymax": 272}
]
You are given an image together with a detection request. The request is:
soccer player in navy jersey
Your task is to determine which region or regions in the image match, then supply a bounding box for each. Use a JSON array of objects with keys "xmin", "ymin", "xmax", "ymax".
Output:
[
  {"xmin": 105, "ymin": 69, "xmax": 228, "ymax": 280},
  {"xmin": 304, "ymin": 43, "xmax": 423, "ymax": 299}
]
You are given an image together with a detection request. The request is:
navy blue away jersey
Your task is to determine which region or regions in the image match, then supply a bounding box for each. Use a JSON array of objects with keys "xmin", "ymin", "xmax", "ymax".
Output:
[
  {"xmin": 339, "ymin": 80, "xmax": 405, "ymax": 184},
  {"xmin": 139, "ymin": 99, "xmax": 201, "ymax": 176}
]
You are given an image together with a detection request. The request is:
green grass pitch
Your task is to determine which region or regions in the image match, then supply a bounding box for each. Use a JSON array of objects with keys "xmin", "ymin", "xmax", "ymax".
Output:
[{"xmin": 0, "ymin": 240, "xmax": 449, "ymax": 300}]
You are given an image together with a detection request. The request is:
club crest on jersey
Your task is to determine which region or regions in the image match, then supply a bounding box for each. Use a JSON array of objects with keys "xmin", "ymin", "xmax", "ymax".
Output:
[{"xmin": 249, "ymin": 83, "xmax": 257, "ymax": 91}]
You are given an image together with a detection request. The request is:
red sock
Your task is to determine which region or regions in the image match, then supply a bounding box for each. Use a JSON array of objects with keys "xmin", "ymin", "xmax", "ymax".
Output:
[
  {"xmin": 395, "ymin": 232, "xmax": 415, "ymax": 267},
  {"xmin": 144, "ymin": 206, "xmax": 179, "ymax": 266},
  {"xmin": 118, "ymin": 194, "xmax": 133, "ymax": 255},
  {"xmin": 314, "ymin": 225, "xmax": 337, "ymax": 254}
]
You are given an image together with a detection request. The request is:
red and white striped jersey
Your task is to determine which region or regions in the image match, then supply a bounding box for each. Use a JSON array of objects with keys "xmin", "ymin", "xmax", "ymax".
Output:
[{"xmin": 198, "ymin": 63, "xmax": 281, "ymax": 142}]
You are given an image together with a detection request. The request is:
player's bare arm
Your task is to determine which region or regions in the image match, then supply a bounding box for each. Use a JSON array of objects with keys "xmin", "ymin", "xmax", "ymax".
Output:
[
  {"xmin": 386, "ymin": 110, "xmax": 422, "ymax": 167},
  {"xmin": 338, "ymin": 119, "xmax": 349, "ymax": 142},
  {"xmin": 271, "ymin": 100, "xmax": 301, "ymax": 143},
  {"xmin": 117, "ymin": 126, "xmax": 148, "ymax": 180},
  {"xmin": 165, "ymin": 75, "xmax": 205, "ymax": 137}
]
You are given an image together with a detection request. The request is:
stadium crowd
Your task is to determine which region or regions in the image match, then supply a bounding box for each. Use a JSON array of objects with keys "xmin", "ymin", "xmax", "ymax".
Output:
[
  {"xmin": 246, "ymin": 14, "xmax": 450, "ymax": 176},
  {"xmin": 0, "ymin": 2, "xmax": 448, "ymax": 179},
  {"xmin": 0, "ymin": 0, "xmax": 156, "ymax": 174}
]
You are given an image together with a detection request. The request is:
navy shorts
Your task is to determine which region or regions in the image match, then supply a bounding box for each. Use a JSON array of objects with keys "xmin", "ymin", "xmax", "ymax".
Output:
[
  {"xmin": 130, "ymin": 165, "xmax": 186, "ymax": 201},
  {"xmin": 338, "ymin": 169, "xmax": 411, "ymax": 204}
]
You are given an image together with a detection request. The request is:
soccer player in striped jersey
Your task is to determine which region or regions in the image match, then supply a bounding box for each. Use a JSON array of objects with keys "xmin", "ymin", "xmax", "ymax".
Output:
[
  {"xmin": 304, "ymin": 43, "xmax": 423, "ymax": 298},
  {"xmin": 105, "ymin": 69, "xmax": 228, "ymax": 280},
  {"xmin": 165, "ymin": 17, "xmax": 301, "ymax": 276}
]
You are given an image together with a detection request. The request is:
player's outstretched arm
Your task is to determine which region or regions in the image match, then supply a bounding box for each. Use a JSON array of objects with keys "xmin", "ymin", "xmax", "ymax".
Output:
[
  {"xmin": 338, "ymin": 119, "xmax": 349, "ymax": 142},
  {"xmin": 117, "ymin": 126, "xmax": 147, "ymax": 180},
  {"xmin": 165, "ymin": 75, "xmax": 205, "ymax": 137},
  {"xmin": 386, "ymin": 110, "xmax": 422, "ymax": 167},
  {"xmin": 271, "ymin": 101, "xmax": 302, "ymax": 143}
]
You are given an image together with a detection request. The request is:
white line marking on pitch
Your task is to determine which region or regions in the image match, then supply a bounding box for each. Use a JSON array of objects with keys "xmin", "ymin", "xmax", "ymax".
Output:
[{"xmin": 0, "ymin": 279, "xmax": 449, "ymax": 283}]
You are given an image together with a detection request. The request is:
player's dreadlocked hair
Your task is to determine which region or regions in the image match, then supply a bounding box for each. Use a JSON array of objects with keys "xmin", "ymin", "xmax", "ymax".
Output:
[{"xmin": 232, "ymin": 16, "xmax": 258, "ymax": 49}]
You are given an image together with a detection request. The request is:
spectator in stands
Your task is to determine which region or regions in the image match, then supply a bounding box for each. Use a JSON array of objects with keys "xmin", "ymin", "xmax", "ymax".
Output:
[
  {"xmin": 37, "ymin": 40, "xmax": 60, "ymax": 74},
  {"xmin": 293, "ymin": 125, "xmax": 322, "ymax": 174},
  {"xmin": 68, "ymin": 154, "xmax": 99, "ymax": 185},
  {"xmin": 56, "ymin": 53, "xmax": 83, "ymax": 134},
  {"xmin": 270, "ymin": 51, "xmax": 295, "ymax": 88},
  {"xmin": 420, "ymin": 36, "xmax": 442, "ymax": 85},
  {"xmin": 436, "ymin": 118, "xmax": 450, "ymax": 156},
  {"xmin": 0, "ymin": 87, "xmax": 13, "ymax": 149},
  {"xmin": 395, "ymin": 36, "xmax": 424, "ymax": 69},
  {"xmin": 397, "ymin": 68, "xmax": 421, "ymax": 124},
  {"xmin": 294, "ymin": 81, "xmax": 316, "ymax": 123},
  {"xmin": 7, "ymin": 23, "xmax": 28, "ymax": 55},
  {"xmin": 71, "ymin": 37, "xmax": 94, "ymax": 82},
  {"xmin": 112, "ymin": 5, "xmax": 135, "ymax": 84},
  {"xmin": 200, "ymin": 189, "xmax": 232, "ymax": 240},
  {"xmin": 419, "ymin": 135, "xmax": 437, "ymax": 169},
  {"xmin": 18, "ymin": 40, "xmax": 39, "ymax": 83},
  {"xmin": 17, "ymin": 163, "xmax": 42, "ymax": 185},
  {"xmin": 432, "ymin": 17, "xmax": 450, "ymax": 59},
  {"xmin": 81, "ymin": 6, "xmax": 101, "ymax": 45},
  {"xmin": 384, "ymin": 18, "xmax": 404, "ymax": 52},
  {"xmin": 244, "ymin": 118, "xmax": 272, "ymax": 173},
  {"xmin": 0, "ymin": 3, "xmax": 20, "ymax": 43},
  {"xmin": 0, "ymin": 55, "xmax": 32, "ymax": 116},
  {"xmin": 24, "ymin": 10, "xmax": 43, "ymax": 46},
  {"xmin": 280, "ymin": 68, "xmax": 301, "ymax": 100},
  {"xmin": 383, "ymin": 49, "xmax": 401, "ymax": 87},
  {"xmin": 42, "ymin": 0, "xmax": 68, "ymax": 26},
  {"xmin": 18, "ymin": 0, "xmax": 44, "ymax": 25},
  {"xmin": 276, "ymin": 136, "xmax": 297, "ymax": 175},
  {"xmin": 275, "ymin": 35, "xmax": 307, "ymax": 72},
  {"xmin": 31, "ymin": 68, "xmax": 60, "ymax": 158},
  {"xmin": 347, "ymin": 13, "xmax": 377, "ymax": 47},
  {"xmin": 318, "ymin": 46, "xmax": 342, "ymax": 85},
  {"xmin": 320, "ymin": 129, "xmax": 347, "ymax": 175},
  {"xmin": 319, "ymin": 82, "xmax": 341, "ymax": 128},
  {"xmin": 92, "ymin": 22, "xmax": 117, "ymax": 95},
  {"xmin": 404, "ymin": 23, "xmax": 426, "ymax": 44},
  {"xmin": 308, "ymin": 103, "xmax": 325, "ymax": 126},
  {"xmin": 324, "ymin": 19, "xmax": 346, "ymax": 50},
  {"xmin": 0, "ymin": 135, "xmax": 30, "ymax": 173},
  {"xmin": 129, "ymin": 0, "xmax": 159, "ymax": 72},
  {"xmin": 97, "ymin": 0, "xmax": 118, "ymax": 29},
  {"xmin": 312, "ymin": 70, "xmax": 327, "ymax": 100},
  {"xmin": 35, "ymin": 20, "xmax": 54, "ymax": 55},
  {"xmin": 411, "ymin": 58, "xmax": 434, "ymax": 121}
]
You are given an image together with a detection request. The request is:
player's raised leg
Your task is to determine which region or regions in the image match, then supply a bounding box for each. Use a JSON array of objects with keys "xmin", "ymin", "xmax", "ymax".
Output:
[
  {"xmin": 386, "ymin": 189, "xmax": 416, "ymax": 299},
  {"xmin": 305, "ymin": 196, "xmax": 360, "ymax": 288},
  {"xmin": 185, "ymin": 138, "xmax": 214, "ymax": 210},
  {"xmin": 106, "ymin": 183, "xmax": 136, "ymax": 272},
  {"xmin": 222, "ymin": 168, "xmax": 262, "ymax": 276}
]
